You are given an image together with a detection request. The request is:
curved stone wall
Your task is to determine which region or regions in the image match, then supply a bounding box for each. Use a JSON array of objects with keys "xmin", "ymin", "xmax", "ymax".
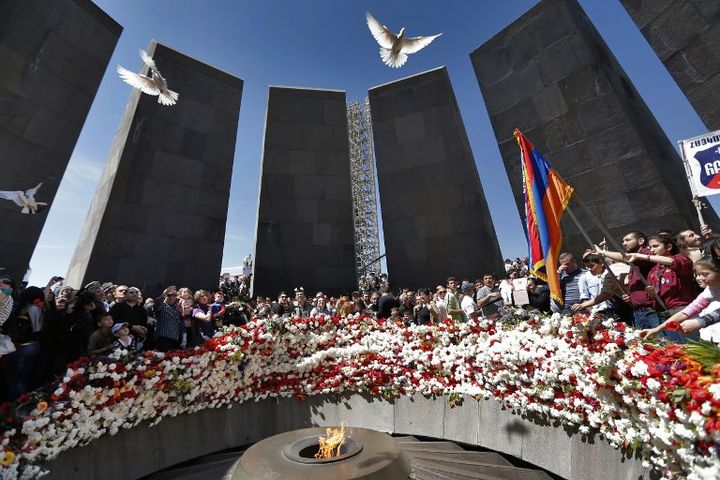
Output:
[{"xmin": 43, "ymin": 394, "xmax": 650, "ymax": 480}]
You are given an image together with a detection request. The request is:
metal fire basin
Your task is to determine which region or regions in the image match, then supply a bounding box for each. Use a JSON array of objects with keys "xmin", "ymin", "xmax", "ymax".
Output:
[{"xmin": 228, "ymin": 426, "xmax": 411, "ymax": 480}]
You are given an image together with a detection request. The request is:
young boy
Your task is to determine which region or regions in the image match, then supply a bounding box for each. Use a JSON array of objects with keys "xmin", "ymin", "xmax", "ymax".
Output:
[
  {"xmin": 211, "ymin": 291, "xmax": 227, "ymax": 328},
  {"xmin": 87, "ymin": 313, "xmax": 115, "ymax": 355},
  {"xmin": 111, "ymin": 322, "xmax": 144, "ymax": 352}
]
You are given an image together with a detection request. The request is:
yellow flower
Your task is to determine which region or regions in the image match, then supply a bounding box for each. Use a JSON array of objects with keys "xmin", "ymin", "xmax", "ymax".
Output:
[
  {"xmin": 36, "ymin": 401, "xmax": 48, "ymax": 413},
  {"xmin": 0, "ymin": 450, "xmax": 16, "ymax": 465}
]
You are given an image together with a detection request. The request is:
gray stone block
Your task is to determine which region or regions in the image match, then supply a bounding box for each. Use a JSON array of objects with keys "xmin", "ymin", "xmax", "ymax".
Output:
[
  {"xmin": 394, "ymin": 394, "xmax": 445, "ymax": 438},
  {"xmin": 519, "ymin": 415, "xmax": 574, "ymax": 479},
  {"xmin": 0, "ymin": 0, "xmax": 121, "ymax": 280},
  {"xmin": 65, "ymin": 41, "xmax": 243, "ymax": 296},
  {"xmin": 443, "ymin": 396, "xmax": 480, "ymax": 446},
  {"xmin": 476, "ymin": 400, "xmax": 524, "ymax": 458},
  {"xmin": 253, "ymin": 87, "xmax": 356, "ymax": 297},
  {"xmin": 621, "ymin": 0, "xmax": 720, "ymax": 131},
  {"xmin": 472, "ymin": 0, "xmax": 717, "ymax": 256},
  {"xmin": 369, "ymin": 68, "xmax": 502, "ymax": 288}
]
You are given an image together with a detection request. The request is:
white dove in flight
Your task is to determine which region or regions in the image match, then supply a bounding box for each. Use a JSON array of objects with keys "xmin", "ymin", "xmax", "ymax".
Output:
[
  {"xmin": 117, "ymin": 50, "xmax": 179, "ymax": 106},
  {"xmin": 365, "ymin": 11, "xmax": 442, "ymax": 68},
  {"xmin": 0, "ymin": 183, "xmax": 47, "ymax": 215}
]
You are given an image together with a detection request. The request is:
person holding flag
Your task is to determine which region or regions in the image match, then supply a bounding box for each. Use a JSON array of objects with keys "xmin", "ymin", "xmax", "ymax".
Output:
[{"xmin": 514, "ymin": 129, "xmax": 574, "ymax": 308}]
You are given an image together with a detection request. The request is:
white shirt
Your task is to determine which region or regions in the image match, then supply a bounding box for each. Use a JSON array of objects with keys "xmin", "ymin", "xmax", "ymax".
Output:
[
  {"xmin": 435, "ymin": 298, "xmax": 447, "ymax": 321},
  {"xmin": 461, "ymin": 295, "xmax": 477, "ymax": 321}
]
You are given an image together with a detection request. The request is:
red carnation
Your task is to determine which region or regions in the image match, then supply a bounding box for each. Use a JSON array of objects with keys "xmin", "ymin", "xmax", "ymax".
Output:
[{"xmin": 665, "ymin": 320, "xmax": 682, "ymax": 332}]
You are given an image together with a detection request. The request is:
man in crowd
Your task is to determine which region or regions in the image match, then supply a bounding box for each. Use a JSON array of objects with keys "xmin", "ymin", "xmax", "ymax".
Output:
[
  {"xmin": 460, "ymin": 282, "xmax": 480, "ymax": 321},
  {"xmin": 476, "ymin": 273, "xmax": 502, "ymax": 318},
  {"xmin": 110, "ymin": 286, "xmax": 149, "ymax": 340},
  {"xmin": 377, "ymin": 287, "xmax": 399, "ymax": 319},
  {"xmin": 153, "ymin": 286, "xmax": 184, "ymax": 351},
  {"xmin": 596, "ymin": 231, "xmax": 662, "ymax": 329},
  {"xmin": 398, "ymin": 292, "xmax": 414, "ymax": 317},
  {"xmin": 271, "ymin": 291, "xmax": 290, "ymax": 317},
  {"xmin": 291, "ymin": 287, "xmax": 312, "ymax": 317},
  {"xmin": 110, "ymin": 285, "xmax": 127, "ymax": 308},
  {"xmin": 444, "ymin": 277, "xmax": 464, "ymax": 322},
  {"xmin": 552, "ymin": 253, "xmax": 585, "ymax": 314}
]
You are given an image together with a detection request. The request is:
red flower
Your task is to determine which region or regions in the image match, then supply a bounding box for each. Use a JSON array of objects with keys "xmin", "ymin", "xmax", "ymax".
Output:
[{"xmin": 665, "ymin": 321, "xmax": 682, "ymax": 332}]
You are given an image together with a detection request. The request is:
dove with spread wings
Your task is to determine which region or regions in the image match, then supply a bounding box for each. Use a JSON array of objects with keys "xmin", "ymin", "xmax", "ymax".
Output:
[
  {"xmin": 117, "ymin": 50, "xmax": 179, "ymax": 106},
  {"xmin": 0, "ymin": 183, "xmax": 47, "ymax": 215},
  {"xmin": 365, "ymin": 11, "xmax": 442, "ymax": 68}
]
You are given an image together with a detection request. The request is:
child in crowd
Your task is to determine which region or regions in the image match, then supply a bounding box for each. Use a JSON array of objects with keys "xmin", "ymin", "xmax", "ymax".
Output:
[
  {"xmin": 211, "ymin": 291, "xmax": 227, "ymax": 328},
  {"xmin": 402, "ymin": 309, "xmax": 413, "ymax": 326},
  {"xmin": 111, "ymin": 322, "xmax": 144, "ymax": 352},
  {"xmin": 87, "ymin": 313, "xmax": 115, "ymax": 355},
  {"xmin": 387, "ymin": 306, "xmax": 402, "ymax": 324}
]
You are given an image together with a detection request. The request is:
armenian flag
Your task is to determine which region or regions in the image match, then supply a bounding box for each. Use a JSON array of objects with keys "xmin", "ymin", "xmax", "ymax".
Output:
[{"xmin": 514, "ymin": 129, "xmax": 574, "ymax": 305}]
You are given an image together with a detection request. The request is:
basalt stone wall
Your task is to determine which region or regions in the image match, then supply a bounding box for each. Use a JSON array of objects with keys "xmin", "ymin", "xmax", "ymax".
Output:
[
  {"xmin": 620, "ymin": 0, "xmax": 720, "ymax": 131},
  {"xmin": 369, "ymin": 67, "xmax": 502, "ymax": 289},
  {"xmin": 44, "ymin": 394, "xmax": 650, "ymax": 480},
  {"xmin": 252, "ymin": 87, "xmax": 356, "ymax": 297},
  {"xmin": 66, "ymin": 41, "xmax": 243, "ymax": 296},
  {"xmin": 471, "ymin": 0, "xmax": 716, "ymax": 255},
  {"xmin": 0, "ymin": 0, "xmax": 121, "ymax": 280}
]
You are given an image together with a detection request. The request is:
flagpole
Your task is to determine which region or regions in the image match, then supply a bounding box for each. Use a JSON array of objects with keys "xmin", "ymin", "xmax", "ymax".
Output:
[
  {"xmin": 569, "ymin": 195, "xmax": 668, "ymax": 310},
  {"xmin": 678, "ymin": 139, "xmax": 706, "ymax": 228}
]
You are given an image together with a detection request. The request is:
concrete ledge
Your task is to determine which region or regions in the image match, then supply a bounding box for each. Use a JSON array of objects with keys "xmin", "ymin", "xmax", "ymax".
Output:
[{"xmin": 43, "ymin": 394, "xmax": 650, "ymax": 480}]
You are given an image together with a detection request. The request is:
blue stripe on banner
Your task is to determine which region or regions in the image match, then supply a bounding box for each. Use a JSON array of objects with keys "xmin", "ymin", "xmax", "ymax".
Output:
[{"xmin": 529, "ymin": 150, "xmax": 551, "ymax": 258}]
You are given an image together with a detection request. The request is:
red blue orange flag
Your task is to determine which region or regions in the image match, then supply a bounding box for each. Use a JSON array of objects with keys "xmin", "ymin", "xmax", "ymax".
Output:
[{"xmin": 514, "ymin": 129, "xmax": 574, "ymax": 305}]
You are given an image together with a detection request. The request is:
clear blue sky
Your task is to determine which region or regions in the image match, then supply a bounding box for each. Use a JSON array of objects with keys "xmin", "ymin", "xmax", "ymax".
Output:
[{"xmin": 28, "ymin": 0, "xmax": 715, "ymax": 285}]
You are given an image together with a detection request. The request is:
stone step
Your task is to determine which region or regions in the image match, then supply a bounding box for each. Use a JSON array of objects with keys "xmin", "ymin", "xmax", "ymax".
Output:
[
  {"xmin": 410, "ymin": 457, "xmax": 554, "ymax": 480},
  {"xmin": 395, "ymin": 435, "xmax": 420, "ymax": 442},
  {"xmin": 405, "ymin": 450, "xmax": 512, "ymax": 466},
  {"xmin": 411, "ymin": 465, "xmax": 502, "ymax": 480},
  {"xmin": 400, "ymin": 441, "xmax": 465, "ymax": 452},
  {"xmin": 141, "ymin": 456, "xmax": 239, "ymax": 480},
  {"xmin": 411, "ymin": 466, "xmax": 459, "ymax": 480}
]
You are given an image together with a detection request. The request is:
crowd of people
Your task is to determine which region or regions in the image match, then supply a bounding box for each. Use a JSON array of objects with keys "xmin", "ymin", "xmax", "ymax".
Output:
[
  {"xmin": 1, "ymin": 222, "xmax": 720, "ymax": 403},
  {"xmin": 0, "ymin": 274, "xmax": 253, "ymax": 402}
]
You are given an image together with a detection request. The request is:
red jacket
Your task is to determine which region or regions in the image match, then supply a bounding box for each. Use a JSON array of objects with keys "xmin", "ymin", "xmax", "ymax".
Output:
[{"xmin": 647, "ymin": 254, "xmax": 697, "ymax": 310}]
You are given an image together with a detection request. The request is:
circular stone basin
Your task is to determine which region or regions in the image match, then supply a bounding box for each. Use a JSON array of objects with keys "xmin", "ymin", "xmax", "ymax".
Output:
[
  {"xmin": 229, "ymin": 426, "xmax": 411, "ymax": 480},
  {"xmin": 283, "ymin": 435, "xmax": 364, "ymax": 464}
]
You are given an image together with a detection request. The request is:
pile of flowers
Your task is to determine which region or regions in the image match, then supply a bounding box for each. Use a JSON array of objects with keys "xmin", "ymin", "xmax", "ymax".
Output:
[{"xmin": 1, "ymin": 311, "xmax": 720, "ymax": 479}]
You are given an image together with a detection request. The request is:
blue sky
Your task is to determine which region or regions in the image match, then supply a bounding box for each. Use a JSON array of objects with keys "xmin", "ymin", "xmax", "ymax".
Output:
[{"xmin": 28, "ymin": 0, "xmax": 715, "ymax": 285}]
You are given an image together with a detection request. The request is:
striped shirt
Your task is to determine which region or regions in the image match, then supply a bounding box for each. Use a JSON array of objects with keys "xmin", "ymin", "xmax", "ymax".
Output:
[
  {"xmin": 155, "ymin": 301, "xmax": 184, "ymax": 342},
  {"xmin": 560, "ymin": 268, "xmax": 586, "ymax": 307}
]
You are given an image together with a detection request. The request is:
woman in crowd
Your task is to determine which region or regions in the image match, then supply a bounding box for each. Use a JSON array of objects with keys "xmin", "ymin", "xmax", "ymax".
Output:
[
  {"xmin": 526, "ymin": 277, "xmax": 551, "ymax": 313},
  {"xmin": 177, "ymin": 287, "xmax": 194, "ymax": 347},
  {"xmin": 4, "ymin": 286, "xmax": 45, "ymax": 399},
  {"xmin": 68, "ymin": 291, "xmax": 99, "ymax": 360},
  {"xmin": 412, "ymin": 288, "xmax": 439, "ymax": 325},
  {"xmin": 192, "ymin": 290, "xmax": 215, "ymax": 346},
  {"xmin": 0, "ymin": 277, "xmax": 14, "ymax": 327},
  {"xmin": 627, "ymin": 232, "xmax": 698, "ymax": 342},
  {"xmin": 309, "ymin": 296, "xmax": 332, "ymax": 318},
  {"xmin": 639, "ymin": 256, "xmax": 720, "ymax": 339}
]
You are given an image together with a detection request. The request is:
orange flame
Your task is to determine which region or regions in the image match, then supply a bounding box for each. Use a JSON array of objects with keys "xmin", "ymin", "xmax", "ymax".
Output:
[{"xmin": 314, "ymin": 423, "xmax": 346, "ymax": 459}]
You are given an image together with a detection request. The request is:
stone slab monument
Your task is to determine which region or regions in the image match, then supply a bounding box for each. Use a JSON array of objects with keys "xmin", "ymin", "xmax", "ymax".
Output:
[
  {"xmin": 470, "ymin": 0, "xmax": 716, "ymax": 255},
  {"xmin": 0, "ymin": 0, "xmax": 121, "ymax": 280},
  {"xmin": 369, "ymin": 67, "xmax": 503, "ymax": 289},
  {"xmin": 66, "ymin": 41, "xmax": 243, "ymax": 296},
  {"xmin": 252, "ymin": 87, "xmax": 356, "ymax": 297},
  {"xmin": 620, "ymin": 0, "xmax": 720, "ymax": 131}
]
